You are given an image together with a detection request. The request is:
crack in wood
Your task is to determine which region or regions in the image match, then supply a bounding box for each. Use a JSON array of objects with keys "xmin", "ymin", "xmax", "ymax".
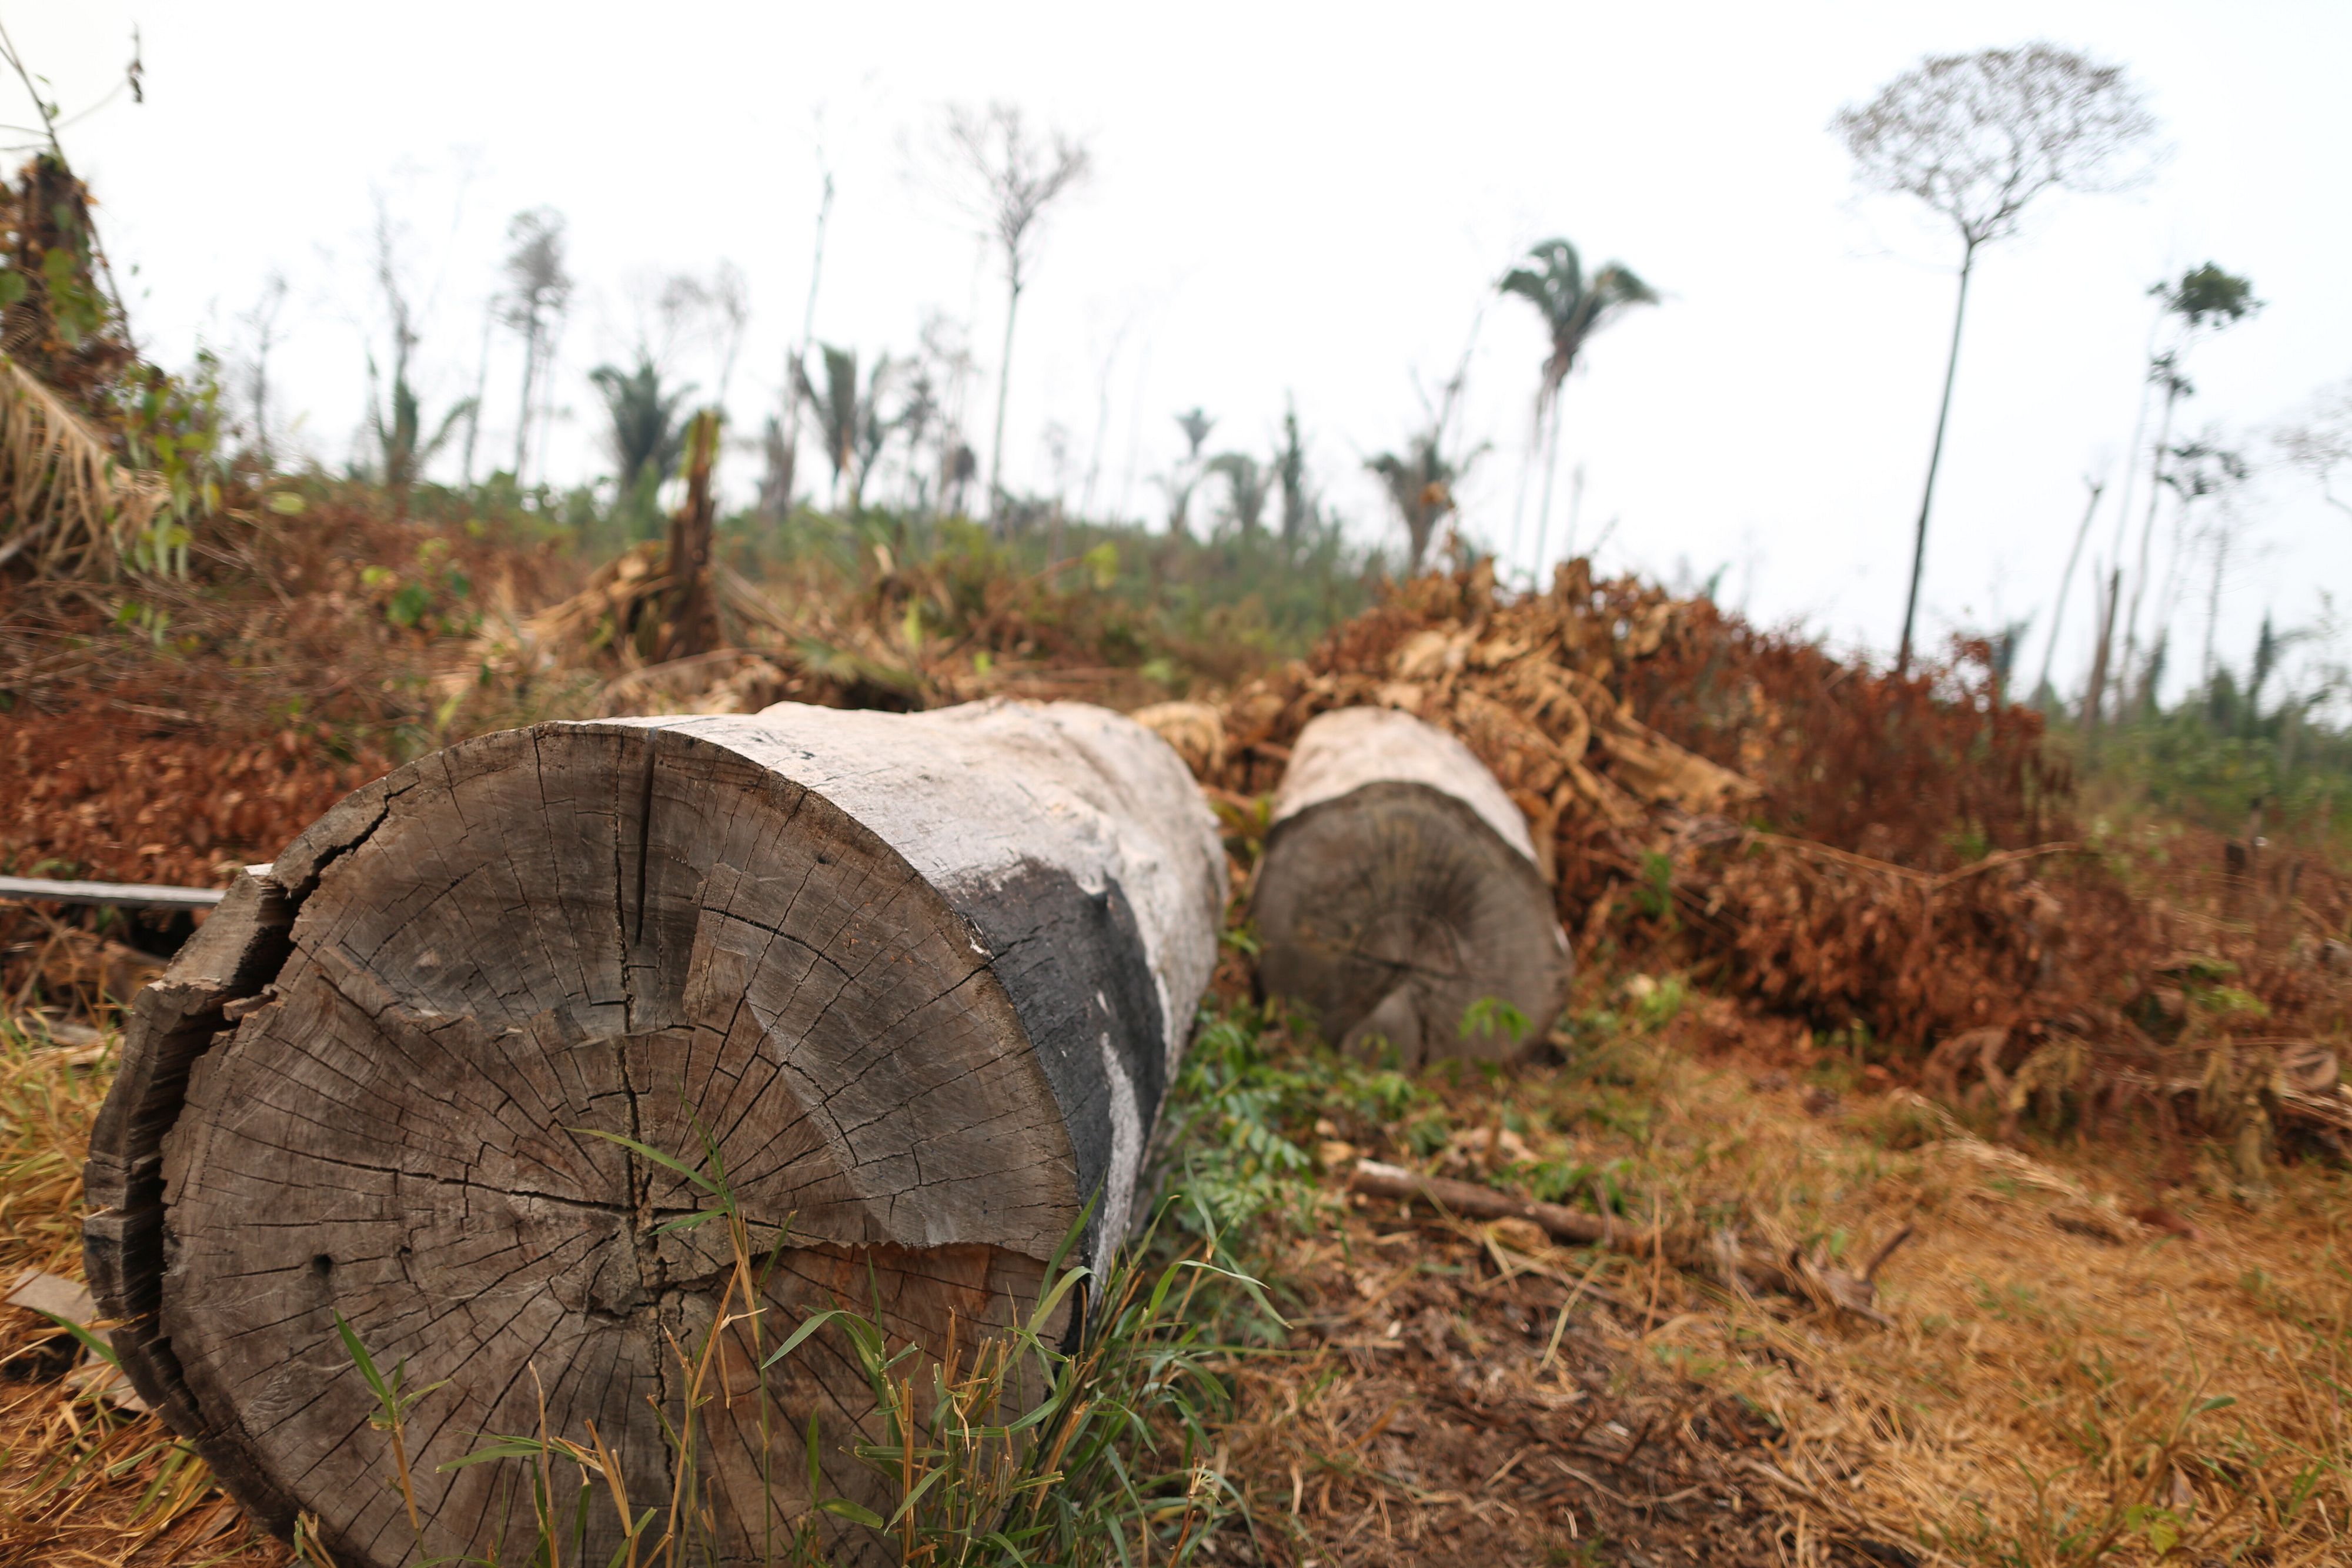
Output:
[{"xmin": 86, "ymin": 705, "xmax": 1224, "ymax": 1568}]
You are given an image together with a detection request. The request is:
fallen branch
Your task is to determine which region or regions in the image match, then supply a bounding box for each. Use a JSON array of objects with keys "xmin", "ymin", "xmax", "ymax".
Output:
[{"xmin": 1348, "ymin": 1158, "xmax": 1894, "ymax": 1324}]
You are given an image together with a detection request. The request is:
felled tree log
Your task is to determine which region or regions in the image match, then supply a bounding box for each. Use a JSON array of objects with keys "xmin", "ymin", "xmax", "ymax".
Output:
[
  {"xmin": 1252, "ymin": 706, "xmax": 1571, "ymax": 1065},
  {"xmin": 84, "ymin": 699, "xmax": 1223, "ymax": 1568}
]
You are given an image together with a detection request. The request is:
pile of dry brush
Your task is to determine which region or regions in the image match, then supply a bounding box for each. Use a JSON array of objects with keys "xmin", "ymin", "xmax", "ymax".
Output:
[{"xmin": 1198, "ymin": 559, "xmax": 2352, "ymax": 1166}]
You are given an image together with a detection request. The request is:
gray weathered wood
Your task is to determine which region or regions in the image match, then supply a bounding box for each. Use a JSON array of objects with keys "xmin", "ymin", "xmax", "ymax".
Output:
[
  {"xmin": 1253, "ymin": 706, "xmax": 1569, "ymax": 1065},
  {"xmin": 85, "ymin": 699, "xmax": 1222, "ymax": 1568}
]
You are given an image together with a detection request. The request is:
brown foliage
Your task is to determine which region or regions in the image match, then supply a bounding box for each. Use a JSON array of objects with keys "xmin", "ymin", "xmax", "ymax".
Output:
[
  {"xmin": 1206, "ymin": 559, "xmax": 2350, "ymax": 1145},
  {"xmin": 0, "ymin": 715, "xmax": 389, "ymax": 889}
]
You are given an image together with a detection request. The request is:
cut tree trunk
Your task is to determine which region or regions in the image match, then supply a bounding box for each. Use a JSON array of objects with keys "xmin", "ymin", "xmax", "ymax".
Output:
[
  {"xmin": 83, "ymin": 699, "xmax": 1223, "ymax": 1568},
  {"xmin": 659, "ymin": 409, "xmax": 722, "ymax": 662},
  {"xmin": 1252, "ymin": 706, "xmax": 1570, "ymax": 1065}
]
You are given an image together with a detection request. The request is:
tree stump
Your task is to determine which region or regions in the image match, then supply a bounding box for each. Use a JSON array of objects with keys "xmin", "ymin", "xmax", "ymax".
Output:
[
  {"xmin": 83, "ymin": 699, "xmax": 1223, "ymax": 1568},
  {"xmin": 1252, "ymin": 706, "xmax": 1569, "ymax": 1065}
]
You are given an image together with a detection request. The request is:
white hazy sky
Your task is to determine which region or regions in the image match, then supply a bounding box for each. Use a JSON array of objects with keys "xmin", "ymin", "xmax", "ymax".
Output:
[{"xmin": 14, "ymin": 1, "xmax": 2351, "ymax": 698}]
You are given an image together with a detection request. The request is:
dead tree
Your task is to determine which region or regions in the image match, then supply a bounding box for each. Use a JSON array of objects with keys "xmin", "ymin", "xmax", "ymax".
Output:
[
  {"xmin": 1252, "ymin": 707, "xmax": 1571, "ymax": 1065},
  {"xmin": 659, "ymin": 408, "xmax": 722, "ymax": 660},
  {"xmin": 85, "ymin": 700, "xmax": 1224, "ymax": 1568}
]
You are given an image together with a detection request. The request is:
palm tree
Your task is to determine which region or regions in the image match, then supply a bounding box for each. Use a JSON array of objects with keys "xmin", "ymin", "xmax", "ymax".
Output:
[
  {"xmin": 366, "ymin": 353, "xmax": 473, "ymax": 508},
  {"xmin": 1275, "ymin": 398, "xmax": 1314, "ymax": 547},
  {"xmin": 1368, "ymin": 432, "xmax": 1463, "ymax": 574},
  {"xmin": 364, "ymin": 200, "xmax": 474, "ymax": 514},
  {"xmin": 589, "ymin": 356, "xmax": 694, "ymax": 537},
  {"xmin": 796, "ymin": 343, "xmax": 897, "ymax": 515},
  {"xmin": 1497, "ymin": 238, "xmax": 1656, "ymax": 577},
  {"xmin": 1157, "ymin": 408, "xmax": 1216, "ymax": 538},
  {"xmin": 1207, "ymin": 452, "xmax": 1271, "ymax": 536}
]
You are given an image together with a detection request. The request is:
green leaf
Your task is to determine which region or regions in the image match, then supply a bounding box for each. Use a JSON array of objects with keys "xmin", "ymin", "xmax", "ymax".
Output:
[
  {"xmin": 438, "ymin": 1435, "xmax": 553, "ymax": 1472},
  {"xmin": 386, "ymin": 581, "xmax": 432, "ymax": 629},
  {"xmin": 573, "ymin": 1127, "xmax": 724, "ymax": 1196},
  {"xmin": 38, "ymin": 1312, "xmax": 121, "ymax": 1370},
  {"xmin": 0, "ymin": 267, "xmax": 25, "ymax": 309},
  {"xmin": 332, "ymin": 1312, "xmax": 392, "ymax": 1407},
  {"xmin": 818, "ymin": 1498, "xmax": 886, "ymax": 1529},
  {"xmin": 760, "ymin": 1308, "xmax": 855, "ymax": 1370},
  {"xmin": 266, "ymin": 492, "xmax": 308, "ymax": 515}
]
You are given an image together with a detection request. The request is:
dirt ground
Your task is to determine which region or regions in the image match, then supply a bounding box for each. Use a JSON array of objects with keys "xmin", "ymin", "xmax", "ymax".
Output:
[{"xmin": 1178, "ymin": 995, "xmax": 2352, "ymax": 1568}]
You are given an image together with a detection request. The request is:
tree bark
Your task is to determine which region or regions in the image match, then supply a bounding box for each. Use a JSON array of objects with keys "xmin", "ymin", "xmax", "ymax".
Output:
[
  {"xmin": 660, "ymin": 410, "xmax": 722, "ymax": 661},
  {"xmin": 1252, "ymin": 707, "xmax": 1571, "ymax": 1066},
  {"xmin": 1897, "ymin": 246, "xmax": 1975, "ymax": 677},
  {"xmin": 85, "ymin": 700, "xmax": 1224, "ymax": 1568}
]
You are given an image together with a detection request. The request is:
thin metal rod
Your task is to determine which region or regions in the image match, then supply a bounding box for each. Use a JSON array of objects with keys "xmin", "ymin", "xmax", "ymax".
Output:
[{"xmin": 0, "ymin": 876, "xmax": 225, "ymax": 910}]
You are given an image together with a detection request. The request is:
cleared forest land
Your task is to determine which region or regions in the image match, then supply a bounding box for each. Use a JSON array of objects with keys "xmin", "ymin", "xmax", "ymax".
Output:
[{"xmin": 5, "ymin": 483, "xmax": 2350, "ymax": 1567}]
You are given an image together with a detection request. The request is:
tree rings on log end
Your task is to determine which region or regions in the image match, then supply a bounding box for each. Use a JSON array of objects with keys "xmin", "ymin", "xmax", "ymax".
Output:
[
  {"xmin": 1254, "ymin": 707, "xmax": 1569, "ymax": 1066},
  {"xmin": 84, "ymin": 702, "xmax": 1222, "ymax": 1568}
]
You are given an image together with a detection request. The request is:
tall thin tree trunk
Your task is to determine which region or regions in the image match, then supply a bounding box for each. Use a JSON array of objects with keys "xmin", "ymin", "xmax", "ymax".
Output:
[
  {"xmin": 2201, "ymin": 521, "xmax": 2227, "ymax": 691},
  {"xmin": 1509, "ymin": 401, "xmax": 1538, "ymax": 579},
  {"xmin": 988, "ymin": 278, "xmax": 1022, "ymax": 528},
  {"xmin": 251, "ymin": 359, "xmax": 273, "ymax": 473},
  {"xmin": 1563, "ymin": 462, "xmax": 1586, "ymax": 563},
  {"xmin": 512, "ymin": 314, "xmax": 540, "ymax": 481},
  {"xmin": 779, "ymin": 170, "xmax": 834, "ymax": 521},
  {"xmin": 2082, "ymin": 563, "xmax": 2120, "ymax": 736},
  {"xmin": 1080, "ymin": 319, "xmax": 1130, "ymax": 523},
  {"xmin": 2033, "ymin": 478, "xmax": 2104, "ymax": 701},
  {"xmin": 534, "ymin": 316, "xmax": 566, "ymax": 494},
  {"xmin": 460, "ymin": 296, "xmax": 493, "ymax": 489},
  {"xmin": 1531, "ymin": 389, "xmax": 1564, "ymax": 580},
  {"xmin": 1897, "ymin": 246, "xmax": 1976, "ymax": 676},
  {"xmin": 2118, "ymin": 379, "xmax": 2182, "ymax": 713},
  {"xmin": 2104, "ymin": 320, "xmax": 2161, "ymax": 597}
]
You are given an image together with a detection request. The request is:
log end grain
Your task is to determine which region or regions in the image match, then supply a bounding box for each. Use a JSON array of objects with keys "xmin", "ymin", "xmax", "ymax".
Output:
[
  {"xmin": 85, "ymin": 701, "xmax": 1223, "ymax": 1568},
  {"xmin": 1255, "ymin": 708, "xmax": 1569, "ymax": 1066}
]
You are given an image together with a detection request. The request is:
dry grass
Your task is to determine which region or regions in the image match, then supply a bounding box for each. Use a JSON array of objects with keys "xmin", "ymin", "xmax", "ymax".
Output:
[
  {"xmin": 4, "ymin": 974, "xmax": 2348, "ymax": 1566},
  {"xmin": 0, "ymin": 1011, "xmax": 288, "ymax": 1566},
  {"xmin": 1659, "ymin": 1068, "xmax": 2352, "ymax": 1565},
  {"xmin": 1200, "ymin": 987, "xmax": 2352, "ymax": 1567}
]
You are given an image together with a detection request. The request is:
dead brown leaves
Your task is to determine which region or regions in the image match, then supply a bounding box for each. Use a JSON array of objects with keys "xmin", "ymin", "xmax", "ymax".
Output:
[{"xmin": 1205, "ymin": 559, "xmax": 2351, "ymax": 1148}]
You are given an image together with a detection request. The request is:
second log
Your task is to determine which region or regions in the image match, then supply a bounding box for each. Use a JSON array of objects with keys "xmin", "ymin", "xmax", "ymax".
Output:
[{"xmin": 1253, "ymin": 706, "xmax": 1571, "ymax": 1064}]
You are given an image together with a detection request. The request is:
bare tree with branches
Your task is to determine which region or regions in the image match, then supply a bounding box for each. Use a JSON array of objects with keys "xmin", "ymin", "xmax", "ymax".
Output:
[
  {"xmin": 500, "ymin": 207, "xmax": 572, "ymax": 484},
  {"xmin": 2276, "ymin": 376, "xmax": 2352, "ymax": 522},
  {"xmin": 2158, "ymin": 437, "xmax": 2253, "ymax": 688},
  {"xmin": 1369, "ymin": 354, "xmax": 1483, "ymax": 576},
  {"xmin": 1155, "ymin": 407, "xmax": 1215, "ymax": 539},
  {"xmin": 364, "ymin": 198, "xmax": 474, "ymax": 513},
  {"xmin": 1835, "ymin": 44, "xmax": 2156, "ymax": 673},
  {"xmin": 938, "ymin": 102, "xmax": 1091, "ymax": 526},
  {"xmin": 237, "ymin": 271, "xmax": 289, "ymax": 470}
]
